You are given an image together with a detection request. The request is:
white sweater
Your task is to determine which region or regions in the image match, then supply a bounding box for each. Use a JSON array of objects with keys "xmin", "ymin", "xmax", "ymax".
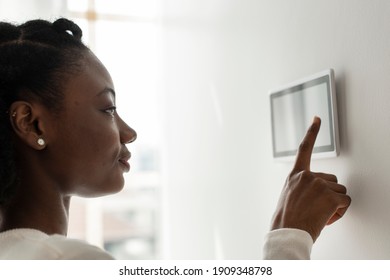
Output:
[
  {"xmin": 0, "ymin": 227, "xmax": 312, "ymax": 260},
  {"xmin": 263, "ymin": 228, "xmax": 313, "ymax": 259},
  {"xmin": 0, "ymin": 228, "xmax": 114, "ymax": 259}
]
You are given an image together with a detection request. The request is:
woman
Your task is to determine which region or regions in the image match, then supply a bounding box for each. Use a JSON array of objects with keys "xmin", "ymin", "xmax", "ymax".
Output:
[
  {"xmin": 0, "ymin": 18, "xmax": 136, "ymax": 259},
  {"xmin": 0, "ymin": 18, "xmax": 351, "ymax": 260}
]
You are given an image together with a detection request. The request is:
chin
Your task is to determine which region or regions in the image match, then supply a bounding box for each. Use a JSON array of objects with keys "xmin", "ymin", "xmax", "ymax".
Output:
[
  {"xmin": 99, "ymin": 179, "xmax": 126, "ymax": 197},
  {"xmin": 77, "ymin": 177, "xmax": 126, "ymax": 198}
]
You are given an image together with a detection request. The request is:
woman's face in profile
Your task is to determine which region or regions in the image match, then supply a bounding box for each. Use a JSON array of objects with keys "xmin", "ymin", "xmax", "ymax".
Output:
[{"xmin": 44, "ymin": 52, "xmax": 137, "ymax": 197}]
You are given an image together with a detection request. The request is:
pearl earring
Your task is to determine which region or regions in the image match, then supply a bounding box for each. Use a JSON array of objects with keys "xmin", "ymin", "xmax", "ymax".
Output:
[{"xmin": 37, "ymin": 138, "xmax": 45, "ymax": 146}]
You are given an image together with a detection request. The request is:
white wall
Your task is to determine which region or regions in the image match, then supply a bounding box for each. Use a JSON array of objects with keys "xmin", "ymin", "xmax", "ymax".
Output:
[
  {"xmin": 0, "ymin": 0, "xmax": 65, "ymax": 22},
  {"xmin": 160, "ymin": 0, "xmax": 390, "ymax": 259}
]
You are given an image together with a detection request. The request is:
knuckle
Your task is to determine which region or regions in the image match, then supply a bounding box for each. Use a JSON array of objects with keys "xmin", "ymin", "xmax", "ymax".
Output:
[
  {"xmin": 300, "ymin": 170, "xmax": 313, "ymax": 180},
  {"xmin": 313, "ymin": 176, "xmax": 325, "ymax": 185},
  {"xmin": 329, "ymin": 195, "xmax": 341, "ymax": 208},
  {"xmin": 348, "ymin": 196, "xmax": 352, "ymax": 206},
  {"xmin": 339, "ymin": 184, "xmax": 347, "ymax": 194},
  {"xmin": 344, "ymin": 195, "xmax": 352, "ymax": 206},
  {"xmin": 313, "ymin": 179, "xmax": 328, "ymax": 193},
  {"xmin": 330, "ymin": 175, "xmax": 338, "ymax": 183},
  {"xmin": 289, "ymin": 170, "xmax": 314, "ymax": 185}
]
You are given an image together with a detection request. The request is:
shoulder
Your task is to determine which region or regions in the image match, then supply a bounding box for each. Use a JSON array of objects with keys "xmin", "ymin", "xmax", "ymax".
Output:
[
  {"xmin": 0, "ymin": 228, "xmax": 114, "ymax": 260},
  {"xmin": 46, "ymin": 234, "xmax": 115, "ymax": 260}
]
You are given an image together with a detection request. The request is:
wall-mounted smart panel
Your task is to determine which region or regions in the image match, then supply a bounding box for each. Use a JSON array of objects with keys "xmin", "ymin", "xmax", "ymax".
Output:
[{"xmin": 270, "ymin": 69, "xmax": 340, "ymax": 160}]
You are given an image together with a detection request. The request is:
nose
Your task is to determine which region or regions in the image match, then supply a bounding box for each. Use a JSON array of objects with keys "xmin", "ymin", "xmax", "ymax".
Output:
[{"xmin": 119, "ymin": 117, "xmax": 137, "ymax": 144}]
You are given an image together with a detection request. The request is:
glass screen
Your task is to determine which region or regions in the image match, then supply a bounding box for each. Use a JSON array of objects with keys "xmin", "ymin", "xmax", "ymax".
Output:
[{"xmin": 270, "ymin": 75, "xmax": 335, "ymax": 157}]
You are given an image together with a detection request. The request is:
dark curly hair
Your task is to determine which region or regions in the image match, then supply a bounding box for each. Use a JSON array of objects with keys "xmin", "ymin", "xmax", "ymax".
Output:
[{"xmin": 0, "ymin": 18, "xmax": 89, "ymax": 205}]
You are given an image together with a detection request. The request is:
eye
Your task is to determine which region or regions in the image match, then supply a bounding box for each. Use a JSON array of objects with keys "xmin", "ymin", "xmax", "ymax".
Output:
[{"xmin": 104, "ymin": 106, "xmax": 117, "ymax": 116}]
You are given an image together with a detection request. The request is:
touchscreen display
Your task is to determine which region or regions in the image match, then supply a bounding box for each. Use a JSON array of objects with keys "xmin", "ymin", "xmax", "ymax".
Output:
[{"xmin": 270, "ymin": 74, "xmax": 336, "ymax": 158}]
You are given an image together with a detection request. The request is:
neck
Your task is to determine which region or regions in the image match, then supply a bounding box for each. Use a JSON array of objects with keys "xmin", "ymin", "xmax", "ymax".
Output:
[
  {"xmin": 0, "ymin": 150, "xmax": 72, "ymax": 236},
  {"xmin": 0, "ymin": 141, "xmax": 75, "ymax": 236},
  {"xmin": 0, "ymin": 191, "xmax": 71, "ymax": 236}
]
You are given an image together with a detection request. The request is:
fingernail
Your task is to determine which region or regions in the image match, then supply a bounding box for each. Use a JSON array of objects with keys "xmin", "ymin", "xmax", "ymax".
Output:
[{"xmin": 313, "ymin": 116, "xmax": 321, "ymax": 123}]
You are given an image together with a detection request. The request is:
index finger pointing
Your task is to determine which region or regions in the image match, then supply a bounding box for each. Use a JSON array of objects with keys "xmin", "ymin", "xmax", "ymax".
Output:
[{"xmin": 292, "ymin": 116, "xmax": 321, "ymax": 172}]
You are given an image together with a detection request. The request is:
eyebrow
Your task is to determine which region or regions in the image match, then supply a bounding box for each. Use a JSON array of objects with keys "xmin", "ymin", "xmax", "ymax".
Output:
[{"xmin": 97, "ymin": 87, "xmax": 116, "ymax": 98}]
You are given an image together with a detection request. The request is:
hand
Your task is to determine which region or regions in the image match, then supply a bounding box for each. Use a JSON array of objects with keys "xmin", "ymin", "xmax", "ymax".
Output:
[{"xmin": 270, "ymin": 116, "xmax": 351, "ymax": 242}]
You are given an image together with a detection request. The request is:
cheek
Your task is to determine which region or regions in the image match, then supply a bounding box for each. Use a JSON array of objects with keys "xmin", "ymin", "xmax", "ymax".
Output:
[
  {"xmin": 49, "ymin": 114, "xmax": 123, "ymax": 193},
  {"xmin": 72, "ymin": 120, "xmax": 120, "ymax": 166}
]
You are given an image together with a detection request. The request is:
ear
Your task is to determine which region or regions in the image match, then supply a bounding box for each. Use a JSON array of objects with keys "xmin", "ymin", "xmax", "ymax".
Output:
[{"xmin": 8, "ymin": 101, "xmax": 47, "ymax": 150}]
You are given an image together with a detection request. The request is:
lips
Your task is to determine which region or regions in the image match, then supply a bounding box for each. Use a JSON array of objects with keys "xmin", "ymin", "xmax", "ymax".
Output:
[{"xmin": 118, "ymin": 152, "xmax": 131, "ymax": 172}]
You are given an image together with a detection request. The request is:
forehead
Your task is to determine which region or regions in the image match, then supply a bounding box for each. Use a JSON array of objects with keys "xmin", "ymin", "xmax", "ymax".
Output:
[{"xmin": 63, "ymin": 52, "xmax": 114, "ymax": 104}]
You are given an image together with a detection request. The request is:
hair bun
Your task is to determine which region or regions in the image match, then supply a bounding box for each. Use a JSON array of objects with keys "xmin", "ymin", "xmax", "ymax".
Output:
[
  {"xmin": 0, "ymin": 22, "xmax": 21, "ymax": 44},
  {"xmin": 53, "ymin": 18, "xmax": 82, "ymax": 40}
]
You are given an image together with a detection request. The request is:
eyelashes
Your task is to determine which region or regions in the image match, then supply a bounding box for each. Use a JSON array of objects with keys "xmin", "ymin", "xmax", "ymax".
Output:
[{"xmin": 103, "ymin": 106, "xmax": 117, "ymax": 116}]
